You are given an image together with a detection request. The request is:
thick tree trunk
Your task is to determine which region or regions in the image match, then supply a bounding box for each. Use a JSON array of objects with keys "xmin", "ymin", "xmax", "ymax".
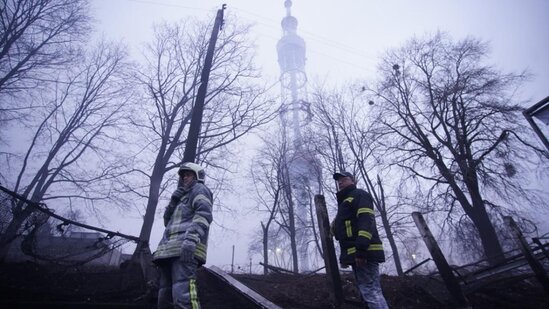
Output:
[
  {"xmin": 463, "ymin": 165, "xmax": 505, "ymax": 265},
  {"xmin": 133, "ymin": 167, "xmax": 163, "ymax": 258},
  {"xmin": 436, "ymin": 157, "xmax": 505, "ymax": 266},
  {"xmin": 466, "ymin": 200, "xmax": 505, "ymax": 265}
]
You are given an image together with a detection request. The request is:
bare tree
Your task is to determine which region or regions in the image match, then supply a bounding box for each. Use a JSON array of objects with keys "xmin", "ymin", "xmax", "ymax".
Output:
[
  {"xmin": 308, "ymin": 84, "xmax": 348, "ymax": 179},
  {"xmin": 277, "ymin": 137, "xmax": 299, "ymax": 273},
  {"xmin": 366, "ymin": 32, "xmax": 547, "ymax": 265},
  {"xmin": 129, "ymin": 18, "xmax": 278, "ymax": 256},
  {"xmin": 0, "ymin": 0, "xmax": 90, "ymax": 100},
  {"xmin": 249, "ymin": 134, "xmax": 284, "ymax": 274},
  {"xmin": 250, "ymin": 126, "xmax": 327, "ymax": 273},
  {"xmin": 0, "ymin": 40, "xmax": 134, "ymax": 260},
  {"xmin": 309, "ymin": 84, "xmax": 406, "ymax": 275}
]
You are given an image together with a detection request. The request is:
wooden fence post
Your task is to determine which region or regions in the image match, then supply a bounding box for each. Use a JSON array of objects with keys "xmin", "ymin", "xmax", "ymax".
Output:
[
  {"xmin": 412, "ymin": 212, "xmax": 470, "ymax": 308},
  {"xmin": 314, "ymin": 194, "xmax": 345, "ymax": 308},
  {"xmin": 504, "ymin": 216, "xmax": 549, "ymax": 295}
]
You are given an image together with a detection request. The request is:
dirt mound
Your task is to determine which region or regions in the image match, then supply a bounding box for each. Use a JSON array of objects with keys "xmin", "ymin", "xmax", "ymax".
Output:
[
  {"xmin": 233, "ymin": 271, "xmax": 548, "ymax": 309},
  {"xmin": 1, "ymin": 262, "xmax": 547, "ymax": 308}
]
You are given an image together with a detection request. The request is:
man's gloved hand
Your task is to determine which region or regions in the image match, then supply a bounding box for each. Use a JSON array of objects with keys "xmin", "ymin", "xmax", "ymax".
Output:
[
  {"xmin": 180, "ymin": 239, "xmax": 197, "ymax": 263},
  {"xmin": 171, "ymin": 186, "xmax": 186, "ymax": 202}
]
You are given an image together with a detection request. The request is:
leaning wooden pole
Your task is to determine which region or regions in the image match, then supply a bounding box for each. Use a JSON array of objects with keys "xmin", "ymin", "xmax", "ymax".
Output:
[
  {"xmin": 504, "ymin": 216, "xmax": 549, "ymax": 295},
  {"xmin": 182, "ymin": 4, "xmax": 226, "ymax": 163},
  {"xmin": 132, "ymin": 4, "xmax": 227, "ymax": 281},
  {"xmin": 412, "ymin": 212, "xmax": 470, "ymax": 308},
  {"xmin": 314, "ymin": 194, "xmax": 345, "ymax": 308}
]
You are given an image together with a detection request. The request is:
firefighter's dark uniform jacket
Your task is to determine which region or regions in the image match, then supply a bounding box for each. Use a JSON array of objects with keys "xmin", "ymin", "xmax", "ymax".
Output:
[
  {"xmin": 153, "ymin": 181, "xmax": 213, "ymax": 266},
  {"xmin": 334, "ymin": 184, "xmax": 385, "ymax": 265}
]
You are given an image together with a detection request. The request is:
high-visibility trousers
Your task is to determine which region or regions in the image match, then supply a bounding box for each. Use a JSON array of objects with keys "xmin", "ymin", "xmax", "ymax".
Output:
[{"xmin": 157, "ymin": 257, "xmax": 200, "ymax": 309}]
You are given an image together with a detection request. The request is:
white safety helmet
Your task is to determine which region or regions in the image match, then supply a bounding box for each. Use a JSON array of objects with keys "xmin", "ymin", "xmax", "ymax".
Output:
[{"xmin": 178, "ymin": 162, "xmax": 206, "ymax": 183}]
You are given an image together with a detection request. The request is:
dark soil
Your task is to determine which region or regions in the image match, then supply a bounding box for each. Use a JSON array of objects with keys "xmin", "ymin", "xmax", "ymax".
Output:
[
  {"xmin": 233, "ymin": 271, "xmax": 548, "ymax": 309},
  {"xmin": 0, "ymin": 262, "xmax": 547, "ymax": 308}
]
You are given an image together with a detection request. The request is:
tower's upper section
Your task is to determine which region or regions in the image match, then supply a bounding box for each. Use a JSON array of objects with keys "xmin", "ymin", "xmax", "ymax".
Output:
[
  {"xmin": 281, "ymin": 0, "xmax": 297, "ymax": 35},
  {"xmin": 277, "ymin": 0, "xmax": 306, "ymax": 73},
  {"xmin": 281, "ymin": 15, "xmax": 298, "ymax": 34}
]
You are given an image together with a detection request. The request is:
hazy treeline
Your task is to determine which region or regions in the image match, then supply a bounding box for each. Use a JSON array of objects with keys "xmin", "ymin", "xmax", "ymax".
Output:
[{"xmin": 0, "ymin": 0, "xmax": 277, "ymax": 260}]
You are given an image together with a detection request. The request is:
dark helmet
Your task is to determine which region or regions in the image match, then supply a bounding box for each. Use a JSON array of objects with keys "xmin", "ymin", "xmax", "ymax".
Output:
[
  {"xmin": 178, "ymin": 162, "xmax": 206, "ymax": 183},
  {"xmin": 333, "ymin": 171, "xmax": 354, "ymax": 182}
]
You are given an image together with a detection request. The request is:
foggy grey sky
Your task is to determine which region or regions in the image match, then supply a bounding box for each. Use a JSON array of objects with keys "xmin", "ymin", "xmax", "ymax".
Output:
[
  {"xmin": 91, "ymin": 0, "xmax": 549, "ymax": 269},
  {"xmin": 93, "ymin": 0, "xmax": 549, "ymax": 101}
]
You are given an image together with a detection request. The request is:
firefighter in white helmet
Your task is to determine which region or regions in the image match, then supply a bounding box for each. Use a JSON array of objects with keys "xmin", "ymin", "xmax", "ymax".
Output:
[{"xmin": 153, "ymin": 162, "xmax": 213, "ymax": 309}]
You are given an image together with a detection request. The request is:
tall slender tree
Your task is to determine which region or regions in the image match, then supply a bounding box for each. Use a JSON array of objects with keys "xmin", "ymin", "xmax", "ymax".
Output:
[{"xmin": 249, "ymin": 134, "xmax": 285, "ymax": 274}]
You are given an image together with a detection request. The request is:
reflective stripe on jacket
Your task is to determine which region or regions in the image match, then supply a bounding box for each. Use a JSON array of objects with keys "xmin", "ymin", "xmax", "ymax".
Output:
[
  {"xmin": 334, "ymin": 184, "xmax": 385, "ymax": 265},
  {"xmin": 153, "ymin": 182, "xmax": 213, "ymax": 265}
]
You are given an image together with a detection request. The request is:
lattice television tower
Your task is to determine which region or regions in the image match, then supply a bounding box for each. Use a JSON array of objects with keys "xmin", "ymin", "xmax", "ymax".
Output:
[{"xmin": 277, "ymin": 0, "xmax": 319, "ymax": 272}]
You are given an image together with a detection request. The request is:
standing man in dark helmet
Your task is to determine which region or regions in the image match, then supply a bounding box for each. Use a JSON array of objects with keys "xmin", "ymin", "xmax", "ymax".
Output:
[
  {"xmin": 153, "ymin": 162, "xmax": 213, "ymax": 309},
  {"xmin": 332, "ymin": 171, "xmax": 389, "ymax": 309}
]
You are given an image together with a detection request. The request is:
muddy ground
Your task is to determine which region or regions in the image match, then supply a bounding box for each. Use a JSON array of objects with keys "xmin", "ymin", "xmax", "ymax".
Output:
[
  {"xmin": 0, "ymin": 262, "xmax": 547, "ymax": 308},
  {"xmin": 233, "ymin": 271, "xmax": 548, "ymax": 309}
]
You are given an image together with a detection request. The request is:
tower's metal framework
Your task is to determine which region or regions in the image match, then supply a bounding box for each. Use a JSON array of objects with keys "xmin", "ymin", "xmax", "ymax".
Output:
[{"xmin": 277, "ymin": 0, "xmax": 318, "ymax": 271}]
